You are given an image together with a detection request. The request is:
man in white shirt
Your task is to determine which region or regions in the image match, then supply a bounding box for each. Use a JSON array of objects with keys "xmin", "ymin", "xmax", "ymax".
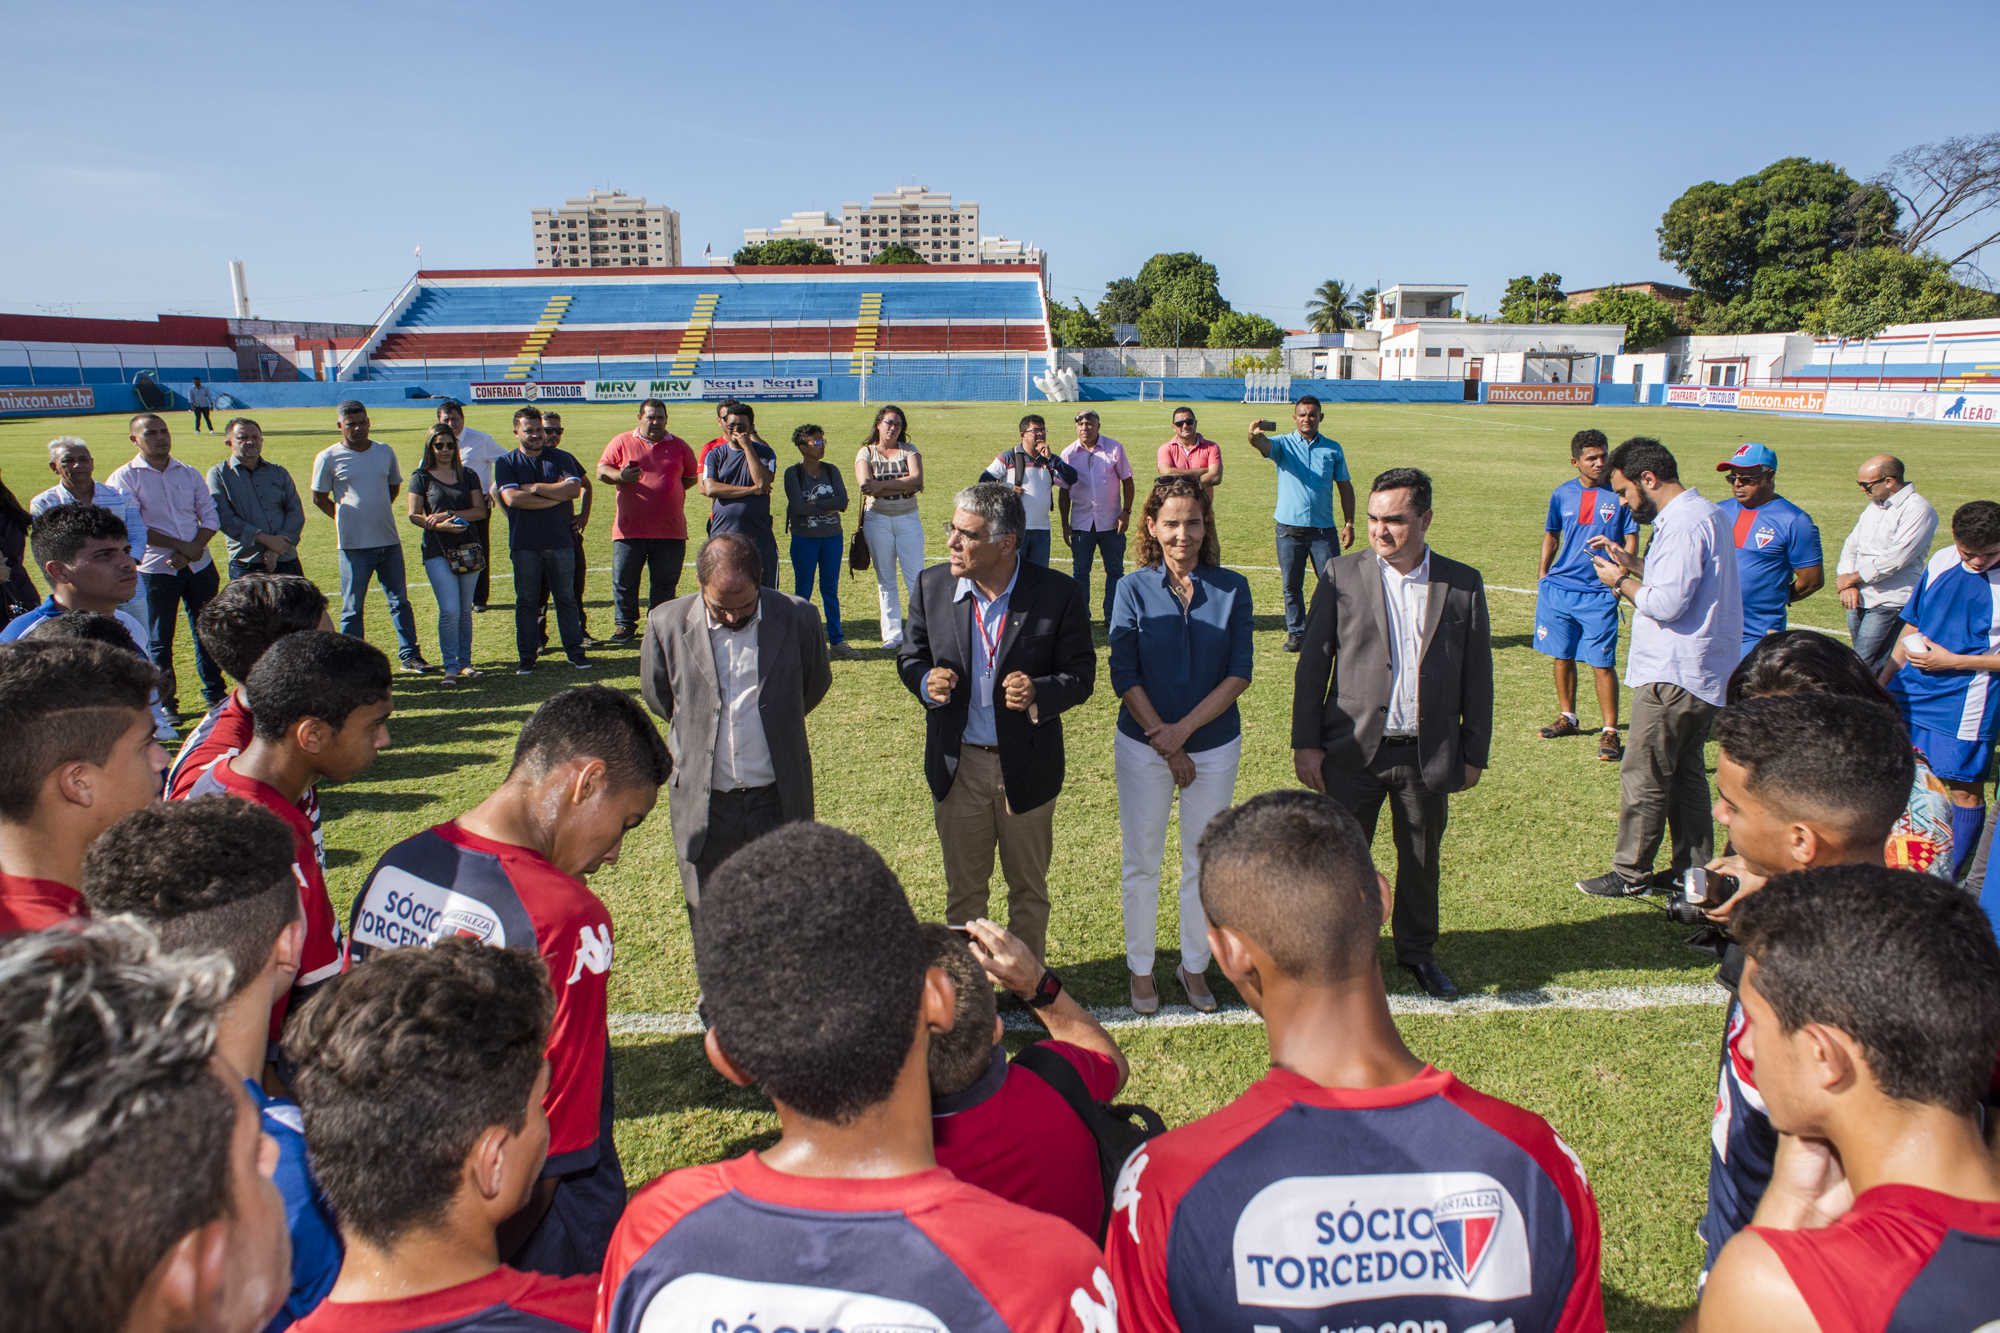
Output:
[
  {"xmin": 1577, "ymin": 438, "xmax": 1743, "ymax": 898},
  {"xmin": 638, "ymin": 533, "xmax": 830, "ymax": 908},
  {"xmin": 1836, "ymin": 454, "xmax": 1939, "ymax": 672},
  {"xmin": 106, "ymin": 413, "xmax": 227, "ymax": 713},
  {"xmin": 311, "ymin": 401, "xmax": 428, "ymax": 672},
  {"xmin": 436, "ymin": 399, "xmax": 505, "ymax": 612},
  {"xmin": 33, "ymin": 435, "xmax": 150, "ymax": 629},
  {"xmin": 187, "ymin": 376, "xmax": 215, "ymax": 434}
]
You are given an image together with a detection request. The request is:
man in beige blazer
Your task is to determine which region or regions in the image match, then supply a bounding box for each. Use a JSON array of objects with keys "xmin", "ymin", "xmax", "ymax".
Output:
[
  {"xmin": 640, "ymin": 533, "xmax": 831, "ymax": 907},
  {"xmin": 1291, "ymin": 467, "xmax": 1493, "ymax": 1001}
]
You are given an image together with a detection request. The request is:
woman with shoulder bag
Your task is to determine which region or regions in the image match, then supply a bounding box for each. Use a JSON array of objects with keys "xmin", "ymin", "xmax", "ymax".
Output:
[{"xmin": 408, "ymin": 424, "xmax": 488, "ymax": 684}]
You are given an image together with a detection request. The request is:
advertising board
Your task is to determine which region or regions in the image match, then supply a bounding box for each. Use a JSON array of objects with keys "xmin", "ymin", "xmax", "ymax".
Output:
[
  {"xmin": 0, "ymin": 386, "xmax": 95, "ymax": 414},
  {"xmin": 472, "ymin": 378, "xmax": 821, "ymax": 404},
  {"xmin": 467, "ymin": 381, "xmax": 588, "ymax": 403},
  {"xmin": 1486, "ymin": 383, "xmax": 1594, "ymax": 405},
  {"xmin": 1735, "ymin": 388, "xmax": 1825, "ymax": 414},
  {"xmin": 1932, "ymin": 393, "xmax": 2000, "ymax": 425},
  {"xmin": 1821, "ymin": 389, "xmax": 1942, "ymax": 420},
  {"xmin": 1666, "ymin": 386, "xmax": 1739, "ymax": 408}
]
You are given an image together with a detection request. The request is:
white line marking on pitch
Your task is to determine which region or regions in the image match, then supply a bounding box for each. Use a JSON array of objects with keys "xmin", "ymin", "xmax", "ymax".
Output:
[{"xmin": 608, "ymin": 980, "xmax": 1727, "ymax": 1037}]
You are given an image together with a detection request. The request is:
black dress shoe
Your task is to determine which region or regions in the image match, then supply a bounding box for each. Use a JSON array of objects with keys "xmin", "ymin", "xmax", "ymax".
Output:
[{"xmin": 1401, "ymin": 960, "xmax": 1460, "ymax": 1001}]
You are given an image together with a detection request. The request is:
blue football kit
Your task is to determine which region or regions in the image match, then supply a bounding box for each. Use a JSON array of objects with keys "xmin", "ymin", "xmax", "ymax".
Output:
[
  {"xmin": 1887, "ymin": 545, "xmax": 2000, "ymax": 783},
  {"xmin": 1536, "ymin": 479, "xmax": 1637, "ymax": 670},
  {"xmin": 1717, "ymin": 496, "xmax": 1822, "ymax": 652}
]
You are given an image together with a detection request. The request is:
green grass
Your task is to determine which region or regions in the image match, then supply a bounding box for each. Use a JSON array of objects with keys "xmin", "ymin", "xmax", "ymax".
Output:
[{"xmin": 5, "ymin": 399, "xmax": 1987, "ymax": 1330}]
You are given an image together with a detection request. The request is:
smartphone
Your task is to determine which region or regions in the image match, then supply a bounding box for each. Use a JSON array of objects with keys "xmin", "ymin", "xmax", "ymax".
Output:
[
  {"xmin": 1255, "ymin": 419, "xmax": 1278, "ymax": 432},
  {"xmin": 946, "ymin": 924, "xmax": 972, "ymax": 935}
]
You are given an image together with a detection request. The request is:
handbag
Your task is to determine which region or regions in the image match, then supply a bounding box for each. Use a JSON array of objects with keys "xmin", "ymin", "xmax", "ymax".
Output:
[
  {"xmin": 444, "ymin": 542, "xmax": 485, "ymax": 575},
  {"xmin": 849, "ymin": 525, "xmax": 872, "ymax": 574}
]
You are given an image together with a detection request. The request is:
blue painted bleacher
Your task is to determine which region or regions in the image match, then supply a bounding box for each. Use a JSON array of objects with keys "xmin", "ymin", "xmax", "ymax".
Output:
[{"xmin": 395, "ymin": 278, "xmax": 1045, "ymax": 329}]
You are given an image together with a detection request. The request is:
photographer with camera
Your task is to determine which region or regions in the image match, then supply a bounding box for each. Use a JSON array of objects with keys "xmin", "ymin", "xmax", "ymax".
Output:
[{"xmin": 1688, "ymin": 691, "xmax": 1915, "ymax": 1285}]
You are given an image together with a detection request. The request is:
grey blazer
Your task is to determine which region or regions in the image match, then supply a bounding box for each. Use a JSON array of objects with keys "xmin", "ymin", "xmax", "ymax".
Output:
[
  {"xmin": 639, "ymin": 588, "xmax": 831, "ymax": 897},
  {"xmin": 1291, "ymin": 548, "xmax": 1494, "ymax": 794}
]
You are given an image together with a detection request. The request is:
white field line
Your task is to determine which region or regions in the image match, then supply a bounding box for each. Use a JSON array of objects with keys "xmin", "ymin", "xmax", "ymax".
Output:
[{"xmin": 608, "ymin": 980, "xmax": 1727, "ymax": 1037}]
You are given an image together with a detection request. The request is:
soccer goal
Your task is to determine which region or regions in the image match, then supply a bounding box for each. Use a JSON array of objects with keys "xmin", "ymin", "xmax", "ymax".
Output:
[{"xmin": 1137, "ymin": 380, "xmax": 1167, "ymax": 401}]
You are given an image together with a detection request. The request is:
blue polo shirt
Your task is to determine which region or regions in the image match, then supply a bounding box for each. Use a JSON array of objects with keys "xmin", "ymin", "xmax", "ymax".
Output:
[
  {"xmin": 1108, "ymin": 564, "xmax": 1255, "ymax": 752},
  {"xmin": 703, "ymin": 439, "xmax": 780, "ymax": 539},
  {"xmin": 1717, "ymin": 495, "xmax": 1822, "ymax": 644},
  {"xmin": 1265, "ymin": 432, "xmax": 1351, "ymax": 528},
  {"xmin": 494, "ymin": 446, "xmax": 585, "ymax": 552}
]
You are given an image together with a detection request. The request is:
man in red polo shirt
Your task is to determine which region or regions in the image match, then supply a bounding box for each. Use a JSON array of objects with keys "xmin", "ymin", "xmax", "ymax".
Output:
[
  {"xmin": 0, "ymin": 639, "xmax": 169, "ymax": 932},
  {"xmin": 597, "ymin": 399, "xmax": 700, "ymax": 642},
  {"xmin": 1157, "ymin": 407, "xmax": 1222, "ymax": 502}
]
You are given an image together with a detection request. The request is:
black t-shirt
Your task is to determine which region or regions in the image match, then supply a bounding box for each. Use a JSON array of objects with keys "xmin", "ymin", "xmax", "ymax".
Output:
[{"xmin": 413, "ymin": 468, "xmax": 480, "ymax": 560}]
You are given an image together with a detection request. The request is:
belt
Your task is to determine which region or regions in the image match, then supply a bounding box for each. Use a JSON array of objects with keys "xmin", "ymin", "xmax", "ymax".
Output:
[
  {"xmin": 1380, "ymin": 734, "xmax": 1419, "ymax": 747},
  {"xmin": 963, "ymin": 742, "xmax": 1000, "ymax": 753}
]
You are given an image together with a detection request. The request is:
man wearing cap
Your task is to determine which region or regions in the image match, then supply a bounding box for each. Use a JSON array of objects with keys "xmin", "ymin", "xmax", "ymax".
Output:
[
  {"xmin": 1055, "ymin": 409, "xmax": 1134, "ymax": 622},
  {"xmin": 1836, "ymin": 454, "xmax": 1939, "ymax": 673},
  {"xmin": 1715, "ymin": 442, "xmax": 1823, "ymax": 659}
]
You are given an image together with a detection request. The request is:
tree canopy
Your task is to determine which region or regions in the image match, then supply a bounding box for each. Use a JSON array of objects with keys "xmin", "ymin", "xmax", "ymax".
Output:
[
  {"xmin": 731, "ymin": 238, "xmax": 836, "ymax": 266},
  {"xmin": 1305, "ymin": 279, "xmax": 1358, "ymax": 333},
  {"xmin": 1208, "ymin": 311, "xmax": 1285, "ymax": 348},
  {"xmin": 1097, "ymin": 277, "xmax": 1148, "ymax": 325},
  {"xmin": 1497, "ymin": 274, "xmax": 1567, "ymax": 323},
  {"xmin": 871, "ymin": 243, "xmax": 927, "ymax": 265},
  {"xmin": 1566, "ymin": 288, "xmax": 1685, "ymax": 350},
  {"xmin": 1049, "ymin": 298, "xmax": 1112, "ymax": 348},
  {"xmin": 1804, "ymin": 248, "xmax": 2000, "ymax": 338}
]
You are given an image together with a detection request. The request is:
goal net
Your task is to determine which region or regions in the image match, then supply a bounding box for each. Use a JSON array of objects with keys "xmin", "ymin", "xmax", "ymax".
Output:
[{"xmin": 1137, "ymin": 380, "xmax": 1166, "ymax": 401}]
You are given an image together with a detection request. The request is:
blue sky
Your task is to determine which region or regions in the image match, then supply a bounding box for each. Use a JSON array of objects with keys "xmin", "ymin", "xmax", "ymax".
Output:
[{"xmin": 4, "ymin": 0, "xmax": 1993, "ymax": 329}]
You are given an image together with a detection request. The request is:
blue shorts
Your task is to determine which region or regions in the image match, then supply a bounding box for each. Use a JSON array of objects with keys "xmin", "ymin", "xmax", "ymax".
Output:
[
  {"xmin": 1534, "ymin": 582, "xmax": 1621, "ymax": 669},
  {"xmin": 1907, "ymin": 723, "xmax": 1994, "ymax": 784}
]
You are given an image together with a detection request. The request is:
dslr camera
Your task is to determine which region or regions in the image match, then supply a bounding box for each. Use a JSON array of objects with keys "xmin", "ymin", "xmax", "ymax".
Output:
[{"xmin": 1662, "ymin": 865, "xmax": 1739, "ymax": 927}]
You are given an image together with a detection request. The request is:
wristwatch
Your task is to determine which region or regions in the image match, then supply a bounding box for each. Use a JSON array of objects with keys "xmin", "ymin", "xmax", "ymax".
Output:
[{"xmin": 1026, "ymin": 968, "xmax": 1063, "ymax": 1009}]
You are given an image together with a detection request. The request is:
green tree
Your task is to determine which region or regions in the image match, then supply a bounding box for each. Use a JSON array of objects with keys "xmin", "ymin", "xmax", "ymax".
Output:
[
  {"xmin": 1497, "ymin": 273, "xmax": 1567, "ymax": 323},
  {"xmin": 1804, "ymin": 247, "xmax": 2000, "ymax": 338},
  {"xmin": 1567, "ymin": 288, "xmax": 1684, "ymax": 350},
  {"xmin": 1305, "ymin": 279, "xmax": 1358, "ymax": 333},
  {"xmin": 1137, "ymin": 301, "xmax": 1209, "ymax": 349},
  {"xmin": 731, "ymin": 238, "xmax": 837, "ymax": 265},
  {"xmin": 1657, "ymin": 156, "xmax": 1900, "ymax": 331},
  {"xmin": 1097, "ymin": 277, "xmax": 1149, "ymax": 325},
  {"xmin": 1049, "ymin": 298, "xmax": 1112, "ymax": 348},
  {"xmin": 1353, "ymin": 286, "xmax": 1380, "ymax": 324},
  {"xmin": 1208, "ymin": 310, "xmax": 1285, "ymax": 348},
  {"xmin": 871, "ymin": 243, "xmax": 927, "ymax": 265},
  {"xmin": 1136, "ymin": 252, "xmax": 1229, "ymax": 323}
]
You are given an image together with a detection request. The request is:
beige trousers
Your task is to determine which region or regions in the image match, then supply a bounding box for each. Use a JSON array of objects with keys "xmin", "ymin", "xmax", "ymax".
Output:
[{"xmin": 934, "ymin": 745, "xmax": 1056, "ymax": 964}]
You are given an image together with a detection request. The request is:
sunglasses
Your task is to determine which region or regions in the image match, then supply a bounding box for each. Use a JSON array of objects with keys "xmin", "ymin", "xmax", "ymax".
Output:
[
  {"xmin": 544, "ymin": 427, "xmax": 565, "ymax": 435},
  {"xmin": 1173, "ymin": 418, "xmax": 1196, "ymax": 427}
]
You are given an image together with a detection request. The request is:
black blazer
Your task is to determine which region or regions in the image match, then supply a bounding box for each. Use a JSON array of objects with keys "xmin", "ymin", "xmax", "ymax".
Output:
[
  {"xmin": 1291, "ymin": 548, "xmax": 1494, "ymax": 794},
  {"xmin": 897, "ymin": 558, "xmax": 1096, "ymax": 811}
]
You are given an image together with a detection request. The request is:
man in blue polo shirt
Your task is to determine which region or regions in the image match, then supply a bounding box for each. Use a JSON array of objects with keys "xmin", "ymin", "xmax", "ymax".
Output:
[
  {"xmin": 495, "ymin": 406, "xmax": 591, "ymax": 673},
  {"xmin": 1248, "ymin": 396, "xmax": 1354, "ymax": 652},
  {"xmin": 1715, "ymin": 443, "xmax": 1823, "ymax": 659},
  {"xmin": 700, "ymin": 403, "xmax": 780, "ymax": 589},
  {"xmin": 1535, "ymin": 429, "xmax": 1639, "ymax": 762}
]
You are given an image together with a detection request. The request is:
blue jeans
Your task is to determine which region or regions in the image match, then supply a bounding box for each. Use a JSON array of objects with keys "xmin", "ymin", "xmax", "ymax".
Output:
[
  {"xmin": 337, "ymin": 543, "xmax": 420, "ymax": 660},
  {"xmin": 790, "ymin": 533, "xmax": 844, "ymax": 643},
  {"xmin": 422, "ymin": 555, "xmax": 480, "ymax": 673},
  {"xmin": 1848, "ymin": 602, "xmax": 1905, "ymax": 674},
  {"xmin": 1276, "ymin": 523, "xmax": 1340, "ymax": 636},
  {"xmin": 1069, "ymin": 527, "xmax": 1126, "ymax": 621},
  {"xmin": 142, "ymin": 563, "xmax": 226, "ymax": 707},
  {"xmin": 514, "ymin": 545, "xmax": 581, "ymax": 663},
  {"xmin": 1022, "ymin": 528, "xmax": 1052, "ymax": 567},
  {"xmin": 610, "ymin": 537, "xmax": 686, "ymax": 630}
]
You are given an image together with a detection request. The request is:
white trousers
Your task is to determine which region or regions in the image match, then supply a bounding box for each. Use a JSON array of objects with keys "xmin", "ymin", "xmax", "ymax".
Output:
[
  {"xmin": 1116, "ymin": 731, "xmax": 1241, "ymax": 975},
  {"xmin": 863, "ymin": 509, "xmax": 926, "ymax": 645}
]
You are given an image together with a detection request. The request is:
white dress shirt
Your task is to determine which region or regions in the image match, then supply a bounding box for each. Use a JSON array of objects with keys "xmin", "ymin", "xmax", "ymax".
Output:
[
  {"xmin": 456, "ymin": 426, "xmax": 507, "ymax": 495},
  {"xmin": 1377, "ymin": 548, "xmax": 1430, "ymax": 736},
  {"xmin": 707, "ymin": 602, "xmax": 775, "ymax": 791},
  {"xmin": 105, "ymin": 456, "xmax": 217, "ymax": 575},
  {"xmin": 1836, "ymin": 483, "xmax": 1939, "ymax": 608},
  {"xmin": 1625, "ymin": 488, "xmax": 1743, "ymax": 706}
]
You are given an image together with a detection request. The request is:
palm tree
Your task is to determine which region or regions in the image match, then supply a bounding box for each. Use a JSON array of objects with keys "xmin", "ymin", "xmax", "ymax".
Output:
[
  {"xmin": 1352, "ymin": 286, "xmax": 1380, "ymax": 324},
  {"xmin": 1305, "ymin": 279, "xmax": 1356, "ymax": 333}
]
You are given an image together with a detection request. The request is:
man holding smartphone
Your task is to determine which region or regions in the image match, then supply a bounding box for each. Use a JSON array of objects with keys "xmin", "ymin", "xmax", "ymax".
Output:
[{"xmin": 1248, "ymin": 397, "xmax": 1353, "ymax": 652}]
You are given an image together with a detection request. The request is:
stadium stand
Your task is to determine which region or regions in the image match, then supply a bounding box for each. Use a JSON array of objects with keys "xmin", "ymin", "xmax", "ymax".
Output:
[{"xmin": 0, "ymin": 313, "xmax": 237, "ymax": 386}]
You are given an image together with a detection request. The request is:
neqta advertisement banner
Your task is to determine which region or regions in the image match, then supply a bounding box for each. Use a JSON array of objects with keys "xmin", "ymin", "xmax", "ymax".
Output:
[{"xmin": 470, "ymin": 378, "xmax": 821, "ymax": 403}]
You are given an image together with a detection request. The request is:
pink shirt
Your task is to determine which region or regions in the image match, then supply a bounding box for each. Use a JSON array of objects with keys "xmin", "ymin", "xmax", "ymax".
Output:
[
  {"xmin": 1158, "ymin": 436, "xmax": 1221, "ymax": 493},
  {"xmin": 598, "ymin": 430, "xmax": 699, "ymax": 540},
  {"xmin": 106, "ymin": 456, "xmax": 217, "ymax": 575},
  {"xmin": 1057, "ymin": 435, "xmax": 1132, "ymax": 531}
]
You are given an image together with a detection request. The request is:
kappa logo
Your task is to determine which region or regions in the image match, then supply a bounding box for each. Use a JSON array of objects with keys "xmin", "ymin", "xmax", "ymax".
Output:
[
  {"xmin": 1432, "ymin": 1189, "xmax": 1505, "ymax": 1286},
  {"xmin": 1069, "ymin": 1267, "xmax": 1118, "ymax": 1333},
  {"xmin": 1112, "ymin": 1147, "xmax": 1149, "ymax": 1243},
  {"xmin": 1754, "ymin": 529, "xmax": 1776, "ymax": 549},
  {"xmin": 567, "ymin": 923, "xmax": 612, "ymax": 983}
]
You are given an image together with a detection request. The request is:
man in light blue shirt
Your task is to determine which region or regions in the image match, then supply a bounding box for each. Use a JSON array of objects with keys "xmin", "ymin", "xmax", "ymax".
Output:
[
  {"xmin": 1248, "ymin": 396, "xmax": 1354, "ymax": 650},
  {"xmin": 32, "ymin": 435, "xmax": 149, "ymax": 629},
  {"xmin": 955, "ymin": 537, "xmax": 1019, "ymax": 747}
]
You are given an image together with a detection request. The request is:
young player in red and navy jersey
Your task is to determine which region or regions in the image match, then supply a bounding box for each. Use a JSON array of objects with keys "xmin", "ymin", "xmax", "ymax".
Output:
[
  {"xmin": 168, "ymin": 575, "xmax": 332, "ymax": 863},
  {"xmin": 1535, "ymin": 428, "xmax": 1640, "ymax": 761},
  {"xmin": 287, "ymin": 939, "xmax": 597, "ymax": 1333},
  {"xmin": 1881, "ymin": 499, "xmax": 2000, "ymax": 893},
  {"xmin": 596, "ymin": 823, "xmax": 1112, "ymax": 1333},
  {"xmin": 923, "ymin": 919, "xmax": 1132, "ymax": 1240},
  {"xmin": 0, "ymin": 639, "xmax": 168, "ymax": 933},
  {"xmin": 82, "ymin": 797, "xmax": 345, "ymax": 1332},
  {"xmin": 184, "ymin": 631, "xmax": 393, "ymax": 1033},
  {"xmin": 1695, "ymin": 865, "xmax": 2000, "ymax": 1332},
  {"xmin": 1714, "ymin": 444, "xmax": 1825, "ymax": 659},
  {"xmin": 346, "ymin": 686, "xmax": 667, "ymax": 1280},
  {"xmin": 1106, "ymin": 791, "xmax": 1603, "ymax": 1333}
]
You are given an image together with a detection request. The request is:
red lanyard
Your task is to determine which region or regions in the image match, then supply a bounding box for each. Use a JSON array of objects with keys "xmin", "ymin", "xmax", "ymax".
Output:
[{"xmin": 974, "ymin": 598, "xmax": 1003, "ymax": 671}]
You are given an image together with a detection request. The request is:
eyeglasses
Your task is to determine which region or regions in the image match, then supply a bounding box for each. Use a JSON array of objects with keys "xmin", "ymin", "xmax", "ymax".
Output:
[{"xmin": 941, "ymin": 521, "xmax": 994, "ymax": 543}]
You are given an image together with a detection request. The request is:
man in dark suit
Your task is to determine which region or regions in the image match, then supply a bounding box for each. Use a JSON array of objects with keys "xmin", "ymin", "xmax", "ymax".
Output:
[
  {"xmin": 1292, "ymin": 467, "xmax": 1493, "ymax": 1000},
  {"xmin": 899, "ymin": 483, "xmax": 1096, "ymax": 964},
  {"xmin": 640, "ymin": 532, "xmax": 831, "ymax": 908}
]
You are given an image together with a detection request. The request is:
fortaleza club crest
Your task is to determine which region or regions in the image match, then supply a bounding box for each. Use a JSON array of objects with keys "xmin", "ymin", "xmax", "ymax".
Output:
[
  {"xmin": 1754, "ymin": 528, "xmax": 1776, "ymax": 549},
  {"xmin": 1432, "ymin": 1188, "xmax": 1505, "ymax": 1286}
]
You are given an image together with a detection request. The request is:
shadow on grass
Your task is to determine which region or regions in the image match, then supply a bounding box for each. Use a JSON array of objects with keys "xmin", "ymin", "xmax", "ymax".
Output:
[
  {"xmin": 1604, "ymin": 1288, "xmax": 1695, "ymax": 1333},
  {"xmin": 325, "ymin": 790, "xmax": 444, "ymax": 814},
  {"xmin": 614, "ymin": 1034, "xmax": 773, "ymax": 1119},
  {"xmin": 355, "ymin": 749, "xmax": 494, "ymax": 782},
  {"xmin": 1492, "ymin": 632, "xmax": 1537, "ymax": 650}
]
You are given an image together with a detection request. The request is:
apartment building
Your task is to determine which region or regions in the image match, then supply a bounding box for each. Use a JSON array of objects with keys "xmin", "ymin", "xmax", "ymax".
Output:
[
  {"xmin": 532, "ymin": 189, "xmax": 682, "ymax": 268},
  {"xmin": 738, "ymin": 186, "xmax": 1044, "ymax": 267}
]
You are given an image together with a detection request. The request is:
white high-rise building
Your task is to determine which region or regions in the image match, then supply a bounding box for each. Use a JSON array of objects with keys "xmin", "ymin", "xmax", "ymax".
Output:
[
  {"xmin": 533, "ymin": 189, "xmax": 682, "ymax": 269},
  {"xmin": 737, "ymin": 186, "xmax": 1043, "ymax": 267}
]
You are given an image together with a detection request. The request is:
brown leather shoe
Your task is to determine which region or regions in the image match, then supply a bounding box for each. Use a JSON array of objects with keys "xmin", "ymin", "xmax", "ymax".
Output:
[
  {"xmin": 1598, "ymin": 728, "xmax": 1625, "ymax": 762},
  {"xmin": 1538, "ymin": 714, "xmax": 1584, "ymax": 739}
]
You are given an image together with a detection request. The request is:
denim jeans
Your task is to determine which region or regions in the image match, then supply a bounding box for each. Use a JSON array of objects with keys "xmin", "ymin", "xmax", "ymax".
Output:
[
  {"xmin": 1021, "ymin": 528, "xmax": 1052, "ymax": 567},
  {"xmin": 514, "ymin": 545, "xmax": 581, "ymax": 663},
  {"xmin": 337, "ymin": 543, "xmax": 420, "ymax": 660},
  {"xmin": 1275, "ymin": 523, "xmax": 1341, "ymax": 636},
  {"xmin": 1069, "ymin": 527, "xmax": 1126, "ymax": 622},
  {"xmin": 422, "ymin": 555, "xmax": 481, "ymax": 673},
  {"xmin": 790, "ymin": 533, "xmax": 844, "ymax": 643},
  {"xmin": 142, "ymin": 562, "xmax": 226, "ymax": 707},
  {"xmin": 611, "ymin": 537, "xmax": 687, "ymax": 630},
  {"xmin": 1848, "ymin": 602, "xmax": 1906, "ymax": 674}
]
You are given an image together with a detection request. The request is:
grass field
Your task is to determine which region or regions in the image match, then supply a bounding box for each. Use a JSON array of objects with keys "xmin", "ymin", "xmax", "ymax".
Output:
[{"xmin": 3, "ymin": 398, "xmax": 1988, "ymax": 1330}]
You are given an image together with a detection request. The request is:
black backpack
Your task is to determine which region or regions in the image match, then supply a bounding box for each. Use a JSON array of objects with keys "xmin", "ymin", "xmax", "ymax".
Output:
[{"xmin": 1010, "ymin": 1042, "xmax": 1167, "ymax": 1242}]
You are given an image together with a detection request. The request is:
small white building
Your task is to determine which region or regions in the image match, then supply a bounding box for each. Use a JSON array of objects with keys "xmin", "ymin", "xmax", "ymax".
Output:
[
  {"xmin": 1654, "ymin": 333, "xmax": 1813, "ymax": 387},
  {"xmin": 1367, "ymin": 284, "xmax": 1625, "ymax": 384},
  {"xmin": 1281, "ymin": 330, "xmax": 1381, "ymax": 380}
]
